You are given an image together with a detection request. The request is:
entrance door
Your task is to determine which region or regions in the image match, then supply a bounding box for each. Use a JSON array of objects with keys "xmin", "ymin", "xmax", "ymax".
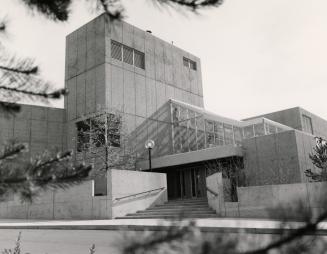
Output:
[{"xmin": 167, "ymin": 168, "xmax": 206, "ymax": 199}]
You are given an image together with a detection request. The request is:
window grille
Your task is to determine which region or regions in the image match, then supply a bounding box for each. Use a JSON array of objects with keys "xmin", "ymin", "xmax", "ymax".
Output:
[
  {"xmin": 134, "ymin": 50, "xmax": 145, "ymax": 69},
  {"xmin": 111, "ymin": 41, "xmax": 122, "ymax": 61},
  {"xmin": 123, "ymin": 45, "xmax": 133, "ymax": 65}
]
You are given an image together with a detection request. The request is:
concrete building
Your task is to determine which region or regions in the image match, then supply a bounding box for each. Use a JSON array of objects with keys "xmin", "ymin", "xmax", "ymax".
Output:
[{"xmin": 0, "ymin": 14, "xmax": 327, "ymax": 219}]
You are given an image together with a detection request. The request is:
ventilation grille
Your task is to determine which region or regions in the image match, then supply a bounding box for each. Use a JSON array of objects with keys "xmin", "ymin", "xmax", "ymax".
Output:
[
  {"xmin": 123, "ymin": 46, "xmax": 133, "ymax": 65},
  {"xmin": 111, "ymin": 41, "xmax": 122, "ymax": 61}
]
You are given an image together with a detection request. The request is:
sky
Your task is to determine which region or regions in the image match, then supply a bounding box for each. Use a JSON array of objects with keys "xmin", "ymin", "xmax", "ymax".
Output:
[{"xmin": 1, "ymin": 0, "xmax": 327, "ymax": 120}]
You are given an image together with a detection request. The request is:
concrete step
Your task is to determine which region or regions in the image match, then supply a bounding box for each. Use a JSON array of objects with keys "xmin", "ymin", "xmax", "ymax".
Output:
[
  {"xmin": 165, "ymin": 200, "xmax": 208, "ymax": 204},
  {"xmin": 116, "ymin": 214, "xmax": 219, "ymax": 219},
  {"xmin": 146, "ymin": 207, "xmax": 214, "ymax": 212},
  {"xmin": 136, "ymin": 210, "xmax": 215, "ymax": 215},
  {"xmin": 153, "ymin": 205, "xmax": 210, "ymax": 209}
]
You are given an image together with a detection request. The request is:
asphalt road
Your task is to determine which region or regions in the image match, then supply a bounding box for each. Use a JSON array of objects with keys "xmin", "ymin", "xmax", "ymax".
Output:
[{"xmin": 0, "ymin": 229, "xmax": 127, "ymax": 254}]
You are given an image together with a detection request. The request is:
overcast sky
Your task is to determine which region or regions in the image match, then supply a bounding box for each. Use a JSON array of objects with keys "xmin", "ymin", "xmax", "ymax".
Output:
[{"xmin": 1, "ymin": 0, "xmax": 326, "ymax": 120}]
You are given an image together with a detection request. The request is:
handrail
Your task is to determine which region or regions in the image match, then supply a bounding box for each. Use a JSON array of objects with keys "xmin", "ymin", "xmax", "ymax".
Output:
[
  {"xmin": 206, "ymin": 186, "xmax": 219, "ymax": 197},
  {"xmin": 114, "ymin": 187, "xmax": 165, "ymax": 202}
]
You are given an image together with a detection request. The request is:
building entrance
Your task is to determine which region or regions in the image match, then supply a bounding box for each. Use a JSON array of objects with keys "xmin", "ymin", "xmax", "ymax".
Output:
[{"xmin": 167, "ymin": 168, "xmax": 206, "ymax": 200}]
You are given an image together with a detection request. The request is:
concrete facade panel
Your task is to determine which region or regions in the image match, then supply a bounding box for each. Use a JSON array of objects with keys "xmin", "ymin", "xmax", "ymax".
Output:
[
  {"xmin": 164, "ymin": 43, "xmax": 173, "ymax": 85},
  {"xmin": 86, "ymin": 19, "xmax": 96, "ymax": 69},
  {"xmin": 135, "ymin": 74, "xmax": 146, "ymax": 117},
  {"xmin": 156, "ymin": 81, "xmax": 166, "ymax": 110},
  {"xmin": 111, "ymin": 65, "xmax": 124, "ymax": 111},
  {"xmin": 133, "ymin": 26, "xmax": 145, "ymax": 52},
  {"xmin": 67, "ymin": 77, "xmax": 77, "ymax": 120},
  {"xmin": 123, "ymin": 70, "xmax": 135, "ymax": 114},
  {"xmin": 123, "ymin": 22, "xmax": 133, "ymax": 47},
  {"xmin": 95, "ymin": 64, "xmax": 106, "ymax": 110},
  {"xmin": 105, "ymin": 64, "xmax": 112, "ymax": 109},
  {"xmin": 76, "ymin": 73, "xmax": 86, "ymax": 117},
  {"xmin": 95, "ymin": 16, "xmax": 105, "ymax": 65},
  {"xmin": 85, "ymin": 68, "xmax": 96, "ymax": 114},
  {"xmin": 145, "ymin": 78, "xmax": 157, "ymax": 117},
  {"xmin": 76, "ymin": 26, "xmax": 86, "ymax": 75}
]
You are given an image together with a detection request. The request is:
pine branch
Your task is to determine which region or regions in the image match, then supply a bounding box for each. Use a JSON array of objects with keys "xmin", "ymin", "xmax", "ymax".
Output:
[
  {"xmin": 0, "ymin": 85, "xmax": 68, "ymax": 99},
  {"xmin": 0, "ymin": 102, "xmax": 21, "ymax": 115},
  {"xmin": 0, "ymin": 150, "xmax": 92, "ymax": 202},
  {"xmin": 0, "ymin": 143, "xmax": 27, "ymax": 160},
  {"xmin": 20, "ymin": 0, "xmax": 72, "ymax": 21},
  {"xmin": 154, "ymin": 0, "xmax": 223, "ymax": 12}
]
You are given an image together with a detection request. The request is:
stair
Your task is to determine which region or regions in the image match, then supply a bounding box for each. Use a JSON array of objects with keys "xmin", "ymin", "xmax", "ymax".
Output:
[{"xmin": 116, "ymin": 198, "xmax": 218, "ymax": 219}]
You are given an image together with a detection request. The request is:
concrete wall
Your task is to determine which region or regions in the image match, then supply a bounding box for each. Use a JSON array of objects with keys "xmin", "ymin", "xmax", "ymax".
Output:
[
  {"xmin": 242, "ymin": 130, "xmax": 316, "ymax": 186},
  {"xmin": 235, "ymin": 182, "xmax": 327, "ymax": 219},
  {"xmin": 0, "ymin": 169, "xmax": 167, "ymax": 220},
  {"xmin": 0, "ymin": 104, "xmax": 65, "ymax": 156},
  {"xmin": 111, "ymin": 170, "xmax": 167, "ymax": 218},
  {"xmin": 206, "ymin": 172, "xmax": 224, "ymax": 215},
  {"xmin": 64, "ymin": 14, "xmax": 204, "ymax": 160},
  {"xmin": 299, "ymin": 107, "xmax": 327, "ymax": 138}
]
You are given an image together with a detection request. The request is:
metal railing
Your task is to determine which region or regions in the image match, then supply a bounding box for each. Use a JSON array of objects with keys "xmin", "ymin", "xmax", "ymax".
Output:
[
  {"xmin": 114, "ymin": 187, "xmax": 166, "ymax": 202},
  {"xmin": 206, "ymin": 186, "xmax": 219, "ymax": 197}
]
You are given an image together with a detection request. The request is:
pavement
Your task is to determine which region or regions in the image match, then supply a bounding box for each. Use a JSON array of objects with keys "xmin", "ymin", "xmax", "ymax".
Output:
[{"xmin": 0, "ymin": 218, "xmax": 327, "ymax": 234}]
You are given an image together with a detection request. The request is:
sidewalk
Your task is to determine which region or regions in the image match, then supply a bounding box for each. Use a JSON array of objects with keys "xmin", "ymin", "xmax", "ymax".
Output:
[{"xmin": 0, "ymin": 218, "xmax": 326, "ymax": 235}]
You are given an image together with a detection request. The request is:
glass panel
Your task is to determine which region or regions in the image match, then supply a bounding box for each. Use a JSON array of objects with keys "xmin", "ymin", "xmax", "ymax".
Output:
[
  {"xmin": 197, "ymin": 130, "xmax": 205, "ymax": 150},
  {"xmin": 224, "ymin": 124, "xmax": 234, "ymax": 145},
  {"xmin": 134, "ymin": 50, "xmax": 145, "ymax": 69},
  {"xmin": 233, "ymin": 126, "xmax": 243, "ymax": 145},
  {"xmin": 111, "ymin": 40, "xmax": 122, "ymax": 61},
  {"xmin": 189, "ymin": 110, "xmax": 196, "ymax": 129},
  {"xmin": 181, "ymin": 126, "xmax": 189, "ymax": 152},
  {"xmin": 196, "ymin": 116, "xmax": 205, "ymax": 131},
  {"xmin": 206, "ymin": 132, "xmax": 215, "ymax": 148},
  {"xmin": 243, "ymin": 125, "xmax": 254, "ymax": 139},
  {"xmin": 180, "ymin": 107, "xmax": 188, "ymax": 127},
  {"xmin": 188, "ymin": 128, "xmax": 197, "ymax": 151},
  {"xmin": 214, "ymin": 134, "xmax": 224, "ymax": 146},
  {"xmin": 172, "ymin": 105, "xmax": 180, "ymax": 126},
  {"xmin": 190, "ymin": 60, "xmax": 197, "ymax": 70},
  {"xmin": 123, "ymin": 45, "xmax": 133, "ymax": 65},
  {"xmin": 254, "ymin": 123, "xmax": 265, "ymax": 136},
  {"xmin": 205, "ymin": 120, "xmax": 214, "ymax": 133}
]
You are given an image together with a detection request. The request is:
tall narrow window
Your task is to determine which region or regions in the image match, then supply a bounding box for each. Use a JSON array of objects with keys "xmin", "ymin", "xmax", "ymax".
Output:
[
  {"xmin": 134, "ymin": 50, "xmax": 145, "ymax": 69},
  {"xmin": 123, "ymin": 45, "xmax": 133, "ymax": 65},
  {"xmin": 111, "ymin": 41, "xmax": 122, "ymax": 61},
  {"xmin": 302, "ymin": 115, "xmax": 313, "ymax": 134}
]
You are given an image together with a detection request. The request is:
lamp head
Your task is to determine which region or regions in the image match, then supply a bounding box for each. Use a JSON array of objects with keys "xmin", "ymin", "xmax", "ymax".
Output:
[{"xmin": 145, "ymin": 139, "xmax": 155, "ymax": 149}]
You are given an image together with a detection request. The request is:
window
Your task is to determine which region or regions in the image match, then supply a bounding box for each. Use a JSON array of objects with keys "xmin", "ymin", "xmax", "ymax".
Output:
[
  {"xmin": 111, "ymin": 40, "xmax": 145, "ymax": 69},
  {"xmin": 224, "ymin": 124, "xmax": 234, "ymax": 145},
  {"xmin": 302, "ymin": 115, "xmax": 313, "ymax": 134},
  {"xmin": 243, "ymin": 125, "xmax": 254, "ymax": 139},
  {"xmin": 76, "ymin": 114, "xmax": 121, "ymax": 152},
  {"xmin": 134, "ymin": 50, "xmax": 145, "ymax": 69},
  {"xmin": 123, "ymin": 45, "xmax": 133, "ymax": 65},
  {"xmin": 111, "ymin": 41, "xmax": 122, "ymax": 61},
  {"xmin": 183, "ymin": 57, "xmax": 197, "ymax": 70}
]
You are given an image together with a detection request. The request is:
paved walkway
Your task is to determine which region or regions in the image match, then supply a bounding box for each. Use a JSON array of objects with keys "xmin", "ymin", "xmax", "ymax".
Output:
[{"xmin": 0, "ymin": 218, "xmax": 326, "ymax": 234}]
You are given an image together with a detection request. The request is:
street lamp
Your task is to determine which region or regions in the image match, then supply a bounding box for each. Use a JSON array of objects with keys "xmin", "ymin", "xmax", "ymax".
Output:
[{"xmin": 145, "ymin": 139, "xmax": 155, "ymax": 171}]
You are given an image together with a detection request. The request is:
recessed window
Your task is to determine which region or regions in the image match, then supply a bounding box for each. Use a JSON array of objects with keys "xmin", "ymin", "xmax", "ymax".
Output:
[
  {"xmin": 302, "ymin": 115, "xmax": 313, "ymax": 134},
  {"xmin": 123, "ymin": 45, "xmax": 133, "ymax": 65},
  {"xmin": 111, "ymin": 41, "xmax": 122, "ymax": 61},
  {"xmin": 134, "ymin": 50, "xmax": 145, "ymax": 69},
  {"xmin": 183, "ymin": 57, "xmax": 197, "ymax": 70},
  {"xmin": 111, "ymin": 40, "xmax": 145, "ymax": 69}
]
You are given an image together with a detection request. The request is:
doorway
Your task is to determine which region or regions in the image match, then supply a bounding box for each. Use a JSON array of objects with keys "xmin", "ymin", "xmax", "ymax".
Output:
[{"xmin": 167, "ymin": 167, "xmax": 206, "ymax": 199}]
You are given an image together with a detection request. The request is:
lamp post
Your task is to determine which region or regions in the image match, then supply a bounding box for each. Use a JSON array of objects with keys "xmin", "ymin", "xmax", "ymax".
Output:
[{"xmin": 145, "ymin": 139, "xmax": 155, "ymax": 171}]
